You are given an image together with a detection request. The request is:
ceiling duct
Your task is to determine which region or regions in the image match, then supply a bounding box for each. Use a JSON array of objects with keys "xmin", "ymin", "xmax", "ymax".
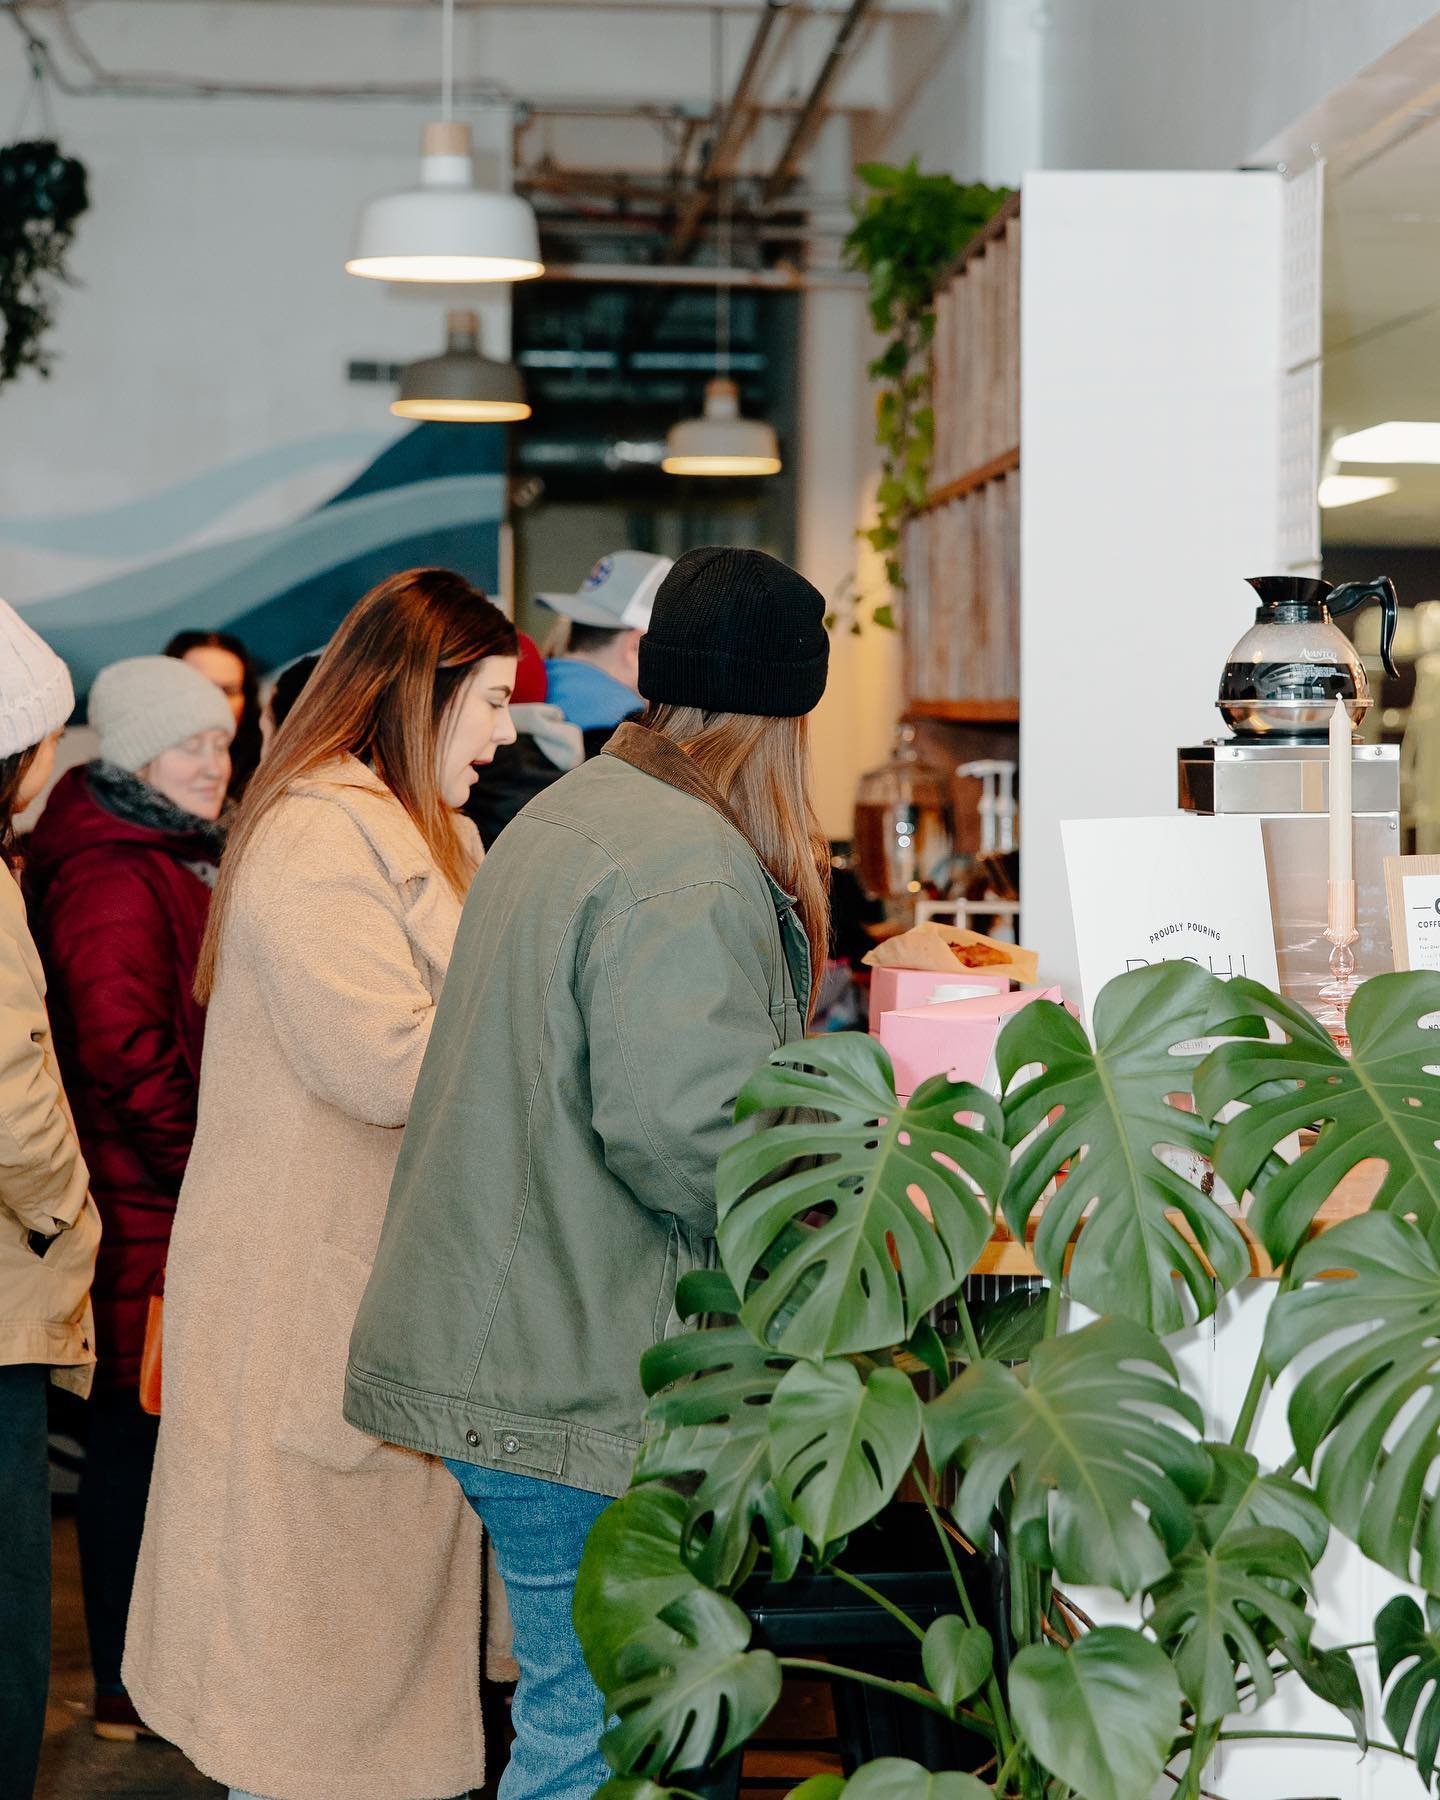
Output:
[
  {"xmin": 666, "ymin": 0, "xmax": 793, "ymax": 264},
  {"xmin": 761, "ymin": 0, "xmax": 876, "ymax": 205}
]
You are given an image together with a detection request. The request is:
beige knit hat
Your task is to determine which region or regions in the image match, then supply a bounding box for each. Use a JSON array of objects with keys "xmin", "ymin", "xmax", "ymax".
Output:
[
  {"xmin": 89, "ymin": 655, "xmax": 236, "ymax": 773},
  {"xmin": 0, "ymin": 598, "xmax": 74, "ymax": 759}
]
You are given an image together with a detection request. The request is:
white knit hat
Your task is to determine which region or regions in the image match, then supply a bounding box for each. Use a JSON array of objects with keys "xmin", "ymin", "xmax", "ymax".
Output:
[
  {"xmin": 89, "ymin": 655, "xmax": 236, "ymax": 773},
  {"xmin": 0, "ymin": 598, "xmax": 75, "ymax": 759}
]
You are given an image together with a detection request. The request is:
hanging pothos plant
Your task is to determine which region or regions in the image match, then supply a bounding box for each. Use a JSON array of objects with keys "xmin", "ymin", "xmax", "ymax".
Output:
[
  {"xmin": 0, "ymin": 139, "xmax": 89, "ymax": 390},
  {"xmin": 836, "ymin": 160, "xmax": 1012, "ymax": 633}
]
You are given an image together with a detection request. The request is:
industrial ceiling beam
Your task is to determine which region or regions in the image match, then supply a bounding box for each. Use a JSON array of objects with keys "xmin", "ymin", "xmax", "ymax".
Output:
[
  {"xmin": 665, "ymin": 0, "xmax": 791, "ymax": 264},
  {"xmin": 760, "ymin": 0, "xmax": 875, "ymax": 205},
  {"xmin": 541, "ymin": 260, "xmax": 864, "ymax": 290}
]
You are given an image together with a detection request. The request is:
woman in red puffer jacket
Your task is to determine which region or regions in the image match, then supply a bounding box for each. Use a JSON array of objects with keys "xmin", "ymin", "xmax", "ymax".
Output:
[{"xmin": 25, "ymin": 653, "xmax": 233, "ymax": 1744}]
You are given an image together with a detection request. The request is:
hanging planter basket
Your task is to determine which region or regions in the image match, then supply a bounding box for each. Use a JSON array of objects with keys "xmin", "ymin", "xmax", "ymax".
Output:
[{"xmin": 0, "ymin": 138, "xmax": 89, "ymax": 390}]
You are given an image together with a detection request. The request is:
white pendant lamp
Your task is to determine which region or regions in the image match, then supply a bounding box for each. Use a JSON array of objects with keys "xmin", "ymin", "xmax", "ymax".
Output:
[
  {"xmin": 347, "ymin": 0, "xmax": 542, "ymax": 284},
  {"xmin": 391, "ymin": 311, "xmax": 531, "ymax": 423},
  {"xmin": 662, "ymin": 377, "xmax": 781, "ymax": 475},
  {"xmin": 663, "ymin": 12, "xmax": 780, "ymax": 478}
]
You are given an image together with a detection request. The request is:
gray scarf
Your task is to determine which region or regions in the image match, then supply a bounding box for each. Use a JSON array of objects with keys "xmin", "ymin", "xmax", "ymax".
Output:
[{"xmin": 86, "ymin": 759, "xmax": 227, "ymax": 880}]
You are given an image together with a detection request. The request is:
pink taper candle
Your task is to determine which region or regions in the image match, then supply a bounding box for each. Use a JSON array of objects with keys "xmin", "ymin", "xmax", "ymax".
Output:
[{"xmin": 1328, "ymin": 697, "xmax": 1355, "ymax": 935}]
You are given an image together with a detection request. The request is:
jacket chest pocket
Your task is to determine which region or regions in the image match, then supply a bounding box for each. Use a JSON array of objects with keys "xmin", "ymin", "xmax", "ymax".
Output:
[{"xmin": 768, "ymin": 994, "xmax": 804, "ymax": 1046}]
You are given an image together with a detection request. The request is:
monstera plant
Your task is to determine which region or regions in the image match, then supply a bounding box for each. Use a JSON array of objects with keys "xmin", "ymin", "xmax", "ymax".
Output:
[{"xmin": 574, "ymin": 961, "xmax": 1440, "ymax": 1799}]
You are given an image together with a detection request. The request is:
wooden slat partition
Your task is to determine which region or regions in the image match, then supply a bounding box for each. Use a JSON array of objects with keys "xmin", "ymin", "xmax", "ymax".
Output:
[{"xmin": 904, "ymin": 201, "xmax": 1021, "ymax": 710}]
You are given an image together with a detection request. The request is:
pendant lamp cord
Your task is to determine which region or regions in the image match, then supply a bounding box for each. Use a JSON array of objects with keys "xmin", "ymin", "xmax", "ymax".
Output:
[
  {"xmin": 441, "ymin": 0, "xmax": 454, "ymax": 122},
  {"xmin": 713, "ymin": 7, "xmax": 730, "ymax": 378}
]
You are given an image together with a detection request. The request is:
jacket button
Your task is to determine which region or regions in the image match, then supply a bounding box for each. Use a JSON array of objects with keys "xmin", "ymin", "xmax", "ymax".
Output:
[
  {"xmin": 465, "ymin": 1429, "xmax": 480, "ymax": 1447},
  {"xmin": 502, "ymin": 1435, "xmax": 520, "ymax": 1455}
]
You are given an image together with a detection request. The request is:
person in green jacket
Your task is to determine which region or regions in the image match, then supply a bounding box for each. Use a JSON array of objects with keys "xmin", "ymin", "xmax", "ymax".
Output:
[{"xmin": 344, "ymin": 546, "xmax": 831, "ymax": 1799}]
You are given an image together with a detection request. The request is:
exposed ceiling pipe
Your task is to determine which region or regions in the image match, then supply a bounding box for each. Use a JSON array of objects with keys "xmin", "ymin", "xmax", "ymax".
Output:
[
  {"xmin": 760, "ymin": 0, "xmax": 875, "ymax": 205},
  {"xmin": 542, "ymin": 260, "xmax": 864, "ymax": 290},
  {"xmin": 665, "ymin": 0, "xmax": 792, "ymax": 264}
]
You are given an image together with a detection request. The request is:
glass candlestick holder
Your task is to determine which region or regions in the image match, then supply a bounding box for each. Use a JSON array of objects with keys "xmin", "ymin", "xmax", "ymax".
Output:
[{"xmin": 1316, "ymin": 879, "xmax": 1361, "ymax": 1052}]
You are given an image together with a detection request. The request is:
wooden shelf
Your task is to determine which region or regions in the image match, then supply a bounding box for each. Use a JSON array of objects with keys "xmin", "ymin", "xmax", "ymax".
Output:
[
  {"xmin": 916, "ymin": 445, "xmax": 1020, "ymax": 516},
  {"xmin": 935, "ymin": 190, "xmax": 1021, "ymax": 289},
  {"xmin": 906, "ymin": 698, "xmax": 1019, "ymax": 725}
]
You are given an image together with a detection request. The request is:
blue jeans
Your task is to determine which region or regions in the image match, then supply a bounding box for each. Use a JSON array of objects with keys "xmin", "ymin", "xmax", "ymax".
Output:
[{"xmin": 444, "ymin": 1462, "xmax": 611, "ymax": 1800}]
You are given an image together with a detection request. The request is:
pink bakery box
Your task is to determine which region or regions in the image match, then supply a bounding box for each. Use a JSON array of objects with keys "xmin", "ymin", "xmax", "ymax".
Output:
[
  {"xmin": 878, "ymin": 986, "xmax": 1065, "ymax": 1100},
  {"xmin": 866, "ymin": 965, "xmax": 1016, "ymax": 1034}
]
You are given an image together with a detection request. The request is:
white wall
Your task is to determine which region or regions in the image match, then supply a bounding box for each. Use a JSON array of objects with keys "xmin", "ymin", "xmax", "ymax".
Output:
[
  {"xmin": 1041, "ymin": 0, "xmax": 1440, "ymax": 170},
  {"xmin": 0, "ymin": 6, "xmax": 516, "ymax": 613},
  {"xmin": 858, "ymin": 0, "xmax": 1044, "ymax": 183},
  {"xmin": 801, "ymin": 293, "xmax": 903, "ymax": 842}
]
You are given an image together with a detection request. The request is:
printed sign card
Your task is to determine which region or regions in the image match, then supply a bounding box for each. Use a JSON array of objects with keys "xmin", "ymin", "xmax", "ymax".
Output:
[
  {"xmin": 1384, "ymin": 855, "xmax": 1440, "ymax": 971},
  {"xmin": 1061, "ymin": 816, "xmax": 1280, "ymax": 1026}
]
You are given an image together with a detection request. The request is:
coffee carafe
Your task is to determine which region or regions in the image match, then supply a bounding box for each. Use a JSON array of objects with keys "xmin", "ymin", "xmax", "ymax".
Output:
[{"xmin": 1218, "ymin": 575, "xmax": 1398, "ymax": 738}]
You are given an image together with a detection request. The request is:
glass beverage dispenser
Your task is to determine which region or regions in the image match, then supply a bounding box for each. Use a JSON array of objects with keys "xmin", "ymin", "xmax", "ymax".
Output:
[{"xmin": 854, "ymin": 725, "xmax": 954, "ymax": 908}]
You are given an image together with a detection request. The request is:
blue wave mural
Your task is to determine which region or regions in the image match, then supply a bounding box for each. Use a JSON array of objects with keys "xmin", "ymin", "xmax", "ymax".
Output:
[
  {"xmin": 19, "ymin": 423, "xmax": 506, "ymax": 696},
  {"xmin": 0, "ymin": 430, "xmax": 397, "ymax": 559}
]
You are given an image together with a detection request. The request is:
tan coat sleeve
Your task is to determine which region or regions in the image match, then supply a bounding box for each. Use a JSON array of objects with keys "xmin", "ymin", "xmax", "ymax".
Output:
[
  {"xmin": 0, "ymin": 864, "xmax": 92, "ymax": 1237},
  {"xmin": 234, "ymin": 801, "xmax": 438, "ymax": 1129}
]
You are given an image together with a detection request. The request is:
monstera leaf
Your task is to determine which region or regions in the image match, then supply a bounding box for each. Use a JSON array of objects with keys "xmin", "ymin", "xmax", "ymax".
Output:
[
  {"xmin": 595, "ymin": 1784, "xmax": 704, "ymax": 1800},
  {"xmin": 1195, "ymin": 1442, "xmax": 1329, "ymax": 1568},
  {"xmin": 636, "ymin": 1309, "xmax": 801, "ymax": 1587},
  {"xmin": 1266, "ymin": 1212, "xmax": 1440, "ymax": 1588},
  {"xmin": 717, "ymin": 1033, "xmax": 1007, "ymax": 1357},
  {"xmin": 1378, "ymin": 1594, "xmax": 1440, "ymax": 1790},
  {"xmin": 924, "ymin": 1316, "xmax": 1206, "ymax": 1594},
  {"xmin": 604, "ymin": 1587, "xmax": 782, "ymax": 1780},
  {"xmin": 1009, "ymin": 1627, "xmax": 1183, "ymax": 1800},
  {"xmin": 1288, "ymin": 1642, "xmax": 1368, "ymax": 1751},
  {"xmin": 1198, "ymin": 971, "xmax": 1440, "ymax": 1267},
  {"xmin": 998, "ymin": 963, "xmax": 1257, "ymax": 1333},
  {"xmin": 576, "ymin": 1487, "xmax": 704, "ymax": 1696},
  {"xmin": 1144, "ymin": 1527, "xmax": 1314, "ymax": 1724},
  {"xmin": 921, "ymin": 1618, "xmax": 993, "ymax": 1708},
  {"xmin": 769, "ymin": 1360, "xmax": 922, "ymax": 1546},
  {"xmin": 795, "ymin": 1765, "xmax": 991, "ymax": 1799}
]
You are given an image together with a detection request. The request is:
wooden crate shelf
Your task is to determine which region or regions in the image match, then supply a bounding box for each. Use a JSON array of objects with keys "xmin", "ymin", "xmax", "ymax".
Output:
[
  {"xmin": 904, "ymin": 203, "xmax": 1021, "ymax": 711},
  {"xmin": 906, "ymin": 698, "xmax": 1019, "ymax": 725}
]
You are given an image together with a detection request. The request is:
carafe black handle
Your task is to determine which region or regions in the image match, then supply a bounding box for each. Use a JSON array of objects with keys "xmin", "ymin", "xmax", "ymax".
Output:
[{"xmin": 1328, "ymin": 577, "xmax": 1399, "ymax": 678}]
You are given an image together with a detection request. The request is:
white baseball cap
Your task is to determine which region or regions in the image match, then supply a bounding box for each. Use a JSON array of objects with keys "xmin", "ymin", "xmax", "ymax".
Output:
[{"xmin": 536, "ymin": 550, "xmax": 674, "ymax": 632}]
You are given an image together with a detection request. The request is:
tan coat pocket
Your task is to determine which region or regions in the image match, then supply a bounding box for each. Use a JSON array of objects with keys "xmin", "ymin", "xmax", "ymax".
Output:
[{"xmin": 273, "ymin": 1241, "xmax": 386, "ymax": 1474}]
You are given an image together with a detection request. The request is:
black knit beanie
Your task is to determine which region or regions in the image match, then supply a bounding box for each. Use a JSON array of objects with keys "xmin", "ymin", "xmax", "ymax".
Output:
[{"xmin": 638, "ymin": 546, "xmax": 830, "ymax": 718}]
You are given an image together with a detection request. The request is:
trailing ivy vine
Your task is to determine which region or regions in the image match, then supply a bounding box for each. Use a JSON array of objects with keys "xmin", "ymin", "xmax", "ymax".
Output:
[
  {"xmin": 839, "ymin": 160, "xmax": 1012, "ymax": 632},
  {"xmin": 0, "ymin": 139, "xmax": 89, "ymax": 390}
]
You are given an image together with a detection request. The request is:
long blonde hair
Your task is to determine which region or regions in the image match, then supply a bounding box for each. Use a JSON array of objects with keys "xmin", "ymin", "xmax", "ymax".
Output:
[
  {"xmin": 642, "ymin": 703, "xmax": 830, "ymax": 1012},
  {"xmin": 196, "ymin": 568, "xmax": 516, "ymax": 1002}
]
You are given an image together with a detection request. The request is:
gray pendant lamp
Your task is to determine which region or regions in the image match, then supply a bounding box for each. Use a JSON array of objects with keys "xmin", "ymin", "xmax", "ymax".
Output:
[
  {"xmin": 391, "ymin": 311, "xmax": 531, "ymax": 423},
  {"xmin": 347, "ymin": 0, "xmax": 542, "ymax": 284},
  {"xmin": 662, "ymin": 375, "xmax": 782, "ymax": 476}
]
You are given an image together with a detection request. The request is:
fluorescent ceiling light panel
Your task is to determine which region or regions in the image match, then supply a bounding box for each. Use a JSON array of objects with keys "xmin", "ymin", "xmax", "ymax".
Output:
[
  {"xmin": 1318, "ymin": 475, "xmax": 1398, "ymax": 509},
  {"xmin": 1332, "ymin": 421, "xmax": 1440, "ymax": 463}
]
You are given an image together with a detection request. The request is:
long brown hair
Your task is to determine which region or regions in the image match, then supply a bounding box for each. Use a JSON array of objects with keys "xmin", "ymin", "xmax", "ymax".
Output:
[
  {"xmin": 0, "ymin": 744, "xmax": 41, "ymax": 871},
  {"xmin": 642, "ymin": 703, "xmax": 830, "ymax": 1011},
  {"xmin": 196, "ymin": 568, "xmax": 516, "ymax": 1001}
]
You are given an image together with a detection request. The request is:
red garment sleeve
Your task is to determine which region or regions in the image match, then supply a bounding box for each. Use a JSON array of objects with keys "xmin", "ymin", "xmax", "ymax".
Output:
[{"xmin": 43, "ymin": 853, "xmax": 198, "ymax": 1199}]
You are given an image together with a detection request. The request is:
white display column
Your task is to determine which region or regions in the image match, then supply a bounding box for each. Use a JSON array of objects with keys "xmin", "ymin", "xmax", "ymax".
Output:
[
  {"xmin": 1020, "ymin": 169, "xmax": 1398, "ymax": 1800},
  {"xmin": 1020, "ymin": 168, "xmax": 1294, "ymax": 999}
]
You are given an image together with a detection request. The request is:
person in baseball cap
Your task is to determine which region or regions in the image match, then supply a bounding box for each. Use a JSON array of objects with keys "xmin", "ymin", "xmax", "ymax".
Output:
[{"xmin": 536, "ymin": 550, "xmax": 673, "ymax": 756}]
